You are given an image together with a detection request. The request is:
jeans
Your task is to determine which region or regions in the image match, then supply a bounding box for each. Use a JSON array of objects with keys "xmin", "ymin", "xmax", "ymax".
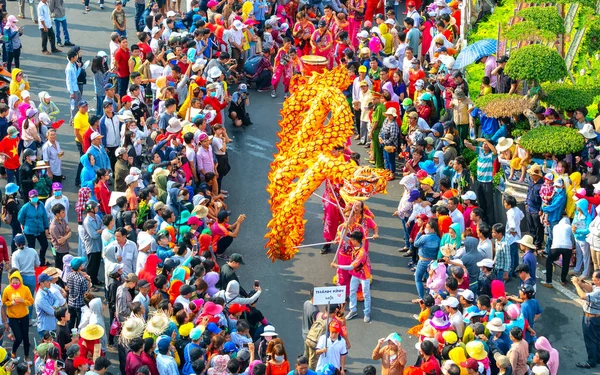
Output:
[
  {"xmin": 527, "ymin": 211, "xmax": 544, "ymax": 249},
  {"xmin": 117, "ymin": 76, "xmax": 129, "ymax": 98},
  {"xmin": 574, "ymin": 239, "xmax": 592, "ymax": 277},
  {"xmin": 414, "ymin": 260, "xmax": 429, "ymax": 299},
  {"xmin": 349, "ymin": 275, "xmax": 371, "ymax": 316},
  {"xmin": 400, "ymin": 217, "xmax": 410, "ymax": 247},
  {"xmin": 77, "ymin": 224, "xmax": 88, "ymax": 260},
  {"xmin": 544, "ymin": 221, "xmax": 557, "ymax": 254},
  {"xmin": 135, "ymin": 3, "xmax": 145, "ymax": 31},
  {"xmin": 54, "ymin": 18, "xmax": 70, "ymax": 44},
  {"xmin": 359, "ymin": 121, "xmax": 369, "ymax": 144},
  {"xmin": 6, "ymin": 168, "xmax": 19, "ymax": 184},
  {"xmin": 546, "ymin": 247, "xmax": 571, "ymax": 283},
  {"xmin": 114, "ymin": 29, "xmax": 126, "ymax": 38},
  {"xmin": 9, "ymin": 316, "xmax": 30, "ymax": 359},
  {"xmin": 40, "ymin": 27, "xmax": 57, "ymax": 52},
  {"xmin": 383, "ymin": 149, "xmax": 396, "ymax": 174},
  {"xmin": 476, "ymin": 181, "xmax": 495, "ymax": 224},
  {"xmin": 96, "ymin": 94, "xmax": 105, "ymax": 117},
  {"xmin": 21, "ymin": 274, "xmax": 36, "ymax": 320},
  {"xmin": 509, "ymin": 242, "xmax": 519, "ymax": 276},
  {"xmin": 25, "ymin": 233, "xmax": 48, "ymax": 266},
  {"xmin": 70, "ymin": 91, "xmax": 82, "ymax": 125},
  {"xmin": 583, "ymin": 315, "xmax": 600, "ymax": 366},
  {"xmin": 75, "ymin": 141, "xmax": 84, "ymax": 185},
  {"xmin": 6, "ymin": 47, "xmax": 21, "ymax": 72}
]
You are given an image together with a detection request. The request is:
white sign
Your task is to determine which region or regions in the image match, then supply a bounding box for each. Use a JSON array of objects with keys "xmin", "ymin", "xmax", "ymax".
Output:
[{"xmin": 313, "ymin": 286, "xmax": 347, "ymax": 305}]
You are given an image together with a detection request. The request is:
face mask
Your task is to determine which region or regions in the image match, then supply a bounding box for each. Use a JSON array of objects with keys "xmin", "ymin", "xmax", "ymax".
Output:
[
  {"xmin": 556, "ymin": 167, "xmax": 564, "ymax": 174},
  {"xmin": 555, "ymin": 188, "xmax": 563, "ymax": 193},
  {"xmin": 11, "ymin": 283, "xmax": 20, "ymax": 289},
  {"xmin": 16, "ymin": 76, "xmax": 21, "ymax": 82},
  {"xmin": 402, "ymin": 105, "xmax": 408, "ymax": 110},
  {"xmin": 31, "ymin": 197, "xmax": 39, "ymax": 203},
  {"xmin": 193, "ymin": 7, "xmax": 199, "ymax": 11},
  {"xmin": 588, "ymin": 167, "xmax": 594, "ymax": 173},
  {"xmin": 54, "ymin": 191, "xmax": 62, "ymax": 197},
  {"xmin": 43, "ymin": 287, "xmax": 49, "ymax": 292},
  {"xmin": 275, "ymin": 356, "xmax": 285, "ymax": 362},
  {"xmin": 424, "ymin": 228, "xmax": 431, "ymax": 234},
  {"xmin": 10, "ymin": 133, "xmax": 17, "ymax": 139},
  {"xmin": 29, "ymin": 155, "xmax": 37, "ymax": 162},
  {"xmin": 210, "ymin": 92, "xmax": 217, "ymax": 97}
]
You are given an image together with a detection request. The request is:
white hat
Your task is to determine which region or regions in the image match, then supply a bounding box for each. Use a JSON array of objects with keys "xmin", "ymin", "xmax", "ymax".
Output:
[
  {"xmin": 516, "ymin": 235, "xmax": 536, "ymax": 250},
  {"xmin": 357, "ymin": 30, "xmax": 369, "ymax": 39},
  {"xmin": 487, "ymin": 317, "xmax": 506, "ymax": 332},
  {"xmin": 166, "ymin": 10, "xmax": 176, "ymax": 17},
  {"xmin": 208, "ymin": 66, "xmax": 222, "ymax": 79},
  {"xmin": 90, "ymin": 131, "xmax": 103, "ymax": 141},
  {"xmin": 370, "ymin": 26, "xmax": 381, "ymax": 35},
  {"xmin": 125, "ymin": 174, "xmax": 139, "ymax": 186},
  {"xmin": 260, "ymin": 325, "xmax": 279, "ymax": 337},
  {"xmin": 39, "ymin": 112, "xmax": 51, "ymax": 125},
  {"xmin": 554, "ymin": 177, "xmax": 564, "ymax": 188},
  {"xmin": 461, "ymin": 191, "xmax": 477, "ymax": 201},
  {"xmin": 151, "ymin": 27, "xmax": 161, "ymax": 36},
  {"xmin": 97, "ymin": 50, "xmax": 108, "ymax": 58},
  {"xmin": 383, "ymin": 56, "xmax": 401, "ymax": 69},
  {"xmin": 459, "ymin": 289, "xmax": 475, "ymax": 302},
  {"xmin": 415, "ymin": 79, "xmax": 425, "ymax": 88},
  {"xmin": 21, "ymin": 90, "xmax": 30, "ymax": 99},
  {"xmin": 232, "ymin": 20, "xmax": 247, "ymax": 30},
  {"xmin": 440, "ymin": 296, "xmax": 459, "ymax": 308},
  {"xmin": 281, "ymin": 22, "xmax": 289, "ymax": 30},
  {"xmin": 137, "ymin": 231, "xmax": 154, "ymax": 250},
  {"xmin": 166, "ymin": 117, "xmax": 182, "ymax": 133},
  {"xmin": 476, "ymin": 259, "xmax": 495, "ymax": 269},
  {"xmin": 41, "ymin": 92, "xmax": 51, "ymax": 100},
  {"xmin": 117, "ymin": 110, "xmax": 135, "ymax": 122},
  {"xmin": 384, "ymin": 107, "xmax": 398, "ymax": 117},
  {"xmin": 115, "ymin": 146, "xmax": 127, "ymax": 157},
  {"xmin": 130, "ymin": 167, "xmax": 141, "ymax": 175},
  {"xmin": 579, "ymin": 123, "xmax": 597, "ymax": 139},
  {"xmin": 384, "ymin": 18, "xmax": 395, "ymax": 25},
  {"xmin": 496, "ymin": 137, "xmax": 514, "ymax": 152}
]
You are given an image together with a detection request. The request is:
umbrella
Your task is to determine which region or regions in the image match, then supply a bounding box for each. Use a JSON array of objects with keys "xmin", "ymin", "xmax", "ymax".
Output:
[{"xmin": 453, "ymin": 39, "xmax": 497, "ymax": 70}]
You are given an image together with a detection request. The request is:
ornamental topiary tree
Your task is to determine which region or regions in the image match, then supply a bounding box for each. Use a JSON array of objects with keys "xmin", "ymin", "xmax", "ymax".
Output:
[
  {"xmin": 504, "ymin": 22, "xmax": 556, "ymax": 43},
  {"xmin": 473, "ymin": 94, "xmax": 533, "ymax": 118},
  {"xmin": 519, "ymin": 126, "xmax": 585, "ymax": 156},
  {"xmin": 541, "ymin": 83, "xmax": 595, "ymax": 111},
  {"xmin": 517, "ymin": 7, "xmax": 565, "ymax": 35},
  {"xmin": 504, "ymin": 45, "xmax": 567, "ymax": 83}
]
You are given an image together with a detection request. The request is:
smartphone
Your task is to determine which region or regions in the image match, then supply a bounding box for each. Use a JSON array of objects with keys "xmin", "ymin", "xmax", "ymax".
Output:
[
  {"xmin": 56, "ymin": 360, "xmax": 65, "ymax": 369},
  {"xmin": 254, "ymin": 280, "xmax": 260, "ymax": 288}
]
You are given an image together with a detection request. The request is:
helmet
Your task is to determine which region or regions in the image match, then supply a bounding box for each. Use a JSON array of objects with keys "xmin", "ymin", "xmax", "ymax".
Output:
[
  {"xmin": 14, "ymin": 234, "xmax": 26, "ymax": 247},
  {"xmin": 5, "ymin": 183, "xmax": 18, "ymax": 195},
  {"xmin": 22, "ymin": 148, "xmax": 36, "ymax": 158},
  {"xmin": 84, "ymin": 201, "xmax": 98, "ymax": 213}
]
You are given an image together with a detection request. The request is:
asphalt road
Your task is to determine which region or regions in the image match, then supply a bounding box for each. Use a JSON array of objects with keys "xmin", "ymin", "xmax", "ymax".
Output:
[{"xmin": 0, "ymin": 1, "xmax": 597, "ymax": 374}]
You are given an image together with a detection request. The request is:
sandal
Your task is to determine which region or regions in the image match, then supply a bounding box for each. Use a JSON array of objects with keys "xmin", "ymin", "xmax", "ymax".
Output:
[{"xmin": 576, "ymin": 362, "xmax": 594, "ymax": 369}]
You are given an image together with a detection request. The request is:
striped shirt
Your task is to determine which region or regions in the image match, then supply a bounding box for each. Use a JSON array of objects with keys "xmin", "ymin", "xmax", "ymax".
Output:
[
  {"xmin": 494, "ymin": 237, "xmax": 511, "ymax": 273},
  {"xmin": 476, "ymin": 146, "xmax": 495, "ymax": 183},
  {"xmin": 585, "ymin": 286, "xmax": 600, "ymax": 315}
]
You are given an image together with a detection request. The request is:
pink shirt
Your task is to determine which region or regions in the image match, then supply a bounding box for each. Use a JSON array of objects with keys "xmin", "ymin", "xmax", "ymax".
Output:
[{"xmin": 196, "ymin": 145, "xmax": 215, "ymax": 174}]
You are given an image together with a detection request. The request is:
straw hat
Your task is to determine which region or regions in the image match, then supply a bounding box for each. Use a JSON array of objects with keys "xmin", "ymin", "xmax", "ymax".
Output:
[
  {"xmin": 384, "ymin": 107, "xmax": 398, "ymax": 117},
  {"xmin": 487, "ymin": 317, "xmax": 506, "ymax": 332},
  {"xmin": 417, "ymin": 322, "xmax": 436, "ymax": 337},
  {"xmin": 33, "ymin": 161, "xmax": 50, "ymax": 170},
  {"xmin": 80, "ymin": 324, "xmax": 105, "ymax": 340},
  {"xmin": 466, "ymin": 340, "xmax": 487, "ymax": 360},
  {"xmin": 440, "ymin": 134, "xmax": 456, "ymax": 145},
  {"xmin": 527, "ymin": 163, "xmax": 543, "ymax": 177},
  {"xmin": 192, "ymin": 204, "xmax": 209, "ymax": 219},
  {"xmin": 120, "ymin": 315, "xmax": 146, "ymax": 345},
  {"xmin": 496, "ymin": 137, "xmax": 514, "ymax": 152},
  {"xmin": 146, "ymin": 310, "xmax": 170, "ymax": 336},
  {"xmin": 517, "ymin": 235, "xmax": 536, "ymax": 250}
]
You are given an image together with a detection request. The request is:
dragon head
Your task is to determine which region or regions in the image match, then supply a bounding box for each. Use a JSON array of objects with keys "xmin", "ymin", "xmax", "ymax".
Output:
[{"xmin": 340, "ymin": 167, "xmax": 392, "ymax": 203}]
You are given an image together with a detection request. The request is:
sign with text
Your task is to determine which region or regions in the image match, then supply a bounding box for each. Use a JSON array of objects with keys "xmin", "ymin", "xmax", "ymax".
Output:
[{"xmin": 313, "ymin": 286, "xmax": 347, "ymax": 305}]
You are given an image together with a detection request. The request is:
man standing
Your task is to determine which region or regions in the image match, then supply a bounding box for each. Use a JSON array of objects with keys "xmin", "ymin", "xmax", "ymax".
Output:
[
  {"xmin": 48, "ymin": 0, "xmax": 73, "ymax": 48},
  {"xmin": 573, "ymin": 270, "xmax": 600, "ymax": 369},
  {"xmin": 116, "ymin": 273, "xmax": 137, "ymax": 323},
  {"xmin": 37, "ymin": 0, "xmax": 60, "ymax": 55},
  {"xmin": 100, "ymin": 101, "xmax": 121, "ymax": 170},
  {"xmin": 66, "ymin": 256, "xmax": 90, "ymax": 329},
  {"xmin": 35, "ymin": 273, "xmax": 59, "ymax": 334},
  {"xmin": 156, "ymin": 335, "xmax": 179, "ymax": 375},
  {"xmin": 82, "ymin": 201, "xmax": 104, "ymax": 287},
  {"xmin": 86, "ymin": 132, "xmax": 111, "ymax": 172},
  {"xmin": 315, "ymin": 321, "xmax": 348, "ymax": 373},
  {"xmin": 114, "ymin": 37, "xmax": 131, "ymax": 98},
  {"xmin": 331, "ymin": 230, "xmax": 372, "ymax": 323},
  {"xmin": 504, "ymin": 195, "xmax": 524, "ymax": 277},
  {"xmin": 133, "ymin": 279, "xmax": 150, "ymax": 320},
  {"xmin": 491, "ymin": 223, "xmax": 510, "ymax": 282},
  {"xmin": 73, "ymin": 101, "xmax": 90, "ymax": 187},
  {"xmin": 112, "ymin": 227, "xmax": 138, "ymax": 275},
  {"xmin": 66, "ymin": 49, "xmax": 82, "ymax": 125},
  {"xmin": 42, "ymin": 129, "xmax": 63, "ymax": 183},
  {"xmin": 526, "ymin": 164, "xmax": 544, "ymax": 251},
  {"xmin": 464, "ymin": 137, "xmax": 497, "ymax": 224},
  {"xmin": 218, "ymin": 253, "xmax": 247, "ymax": 295}
]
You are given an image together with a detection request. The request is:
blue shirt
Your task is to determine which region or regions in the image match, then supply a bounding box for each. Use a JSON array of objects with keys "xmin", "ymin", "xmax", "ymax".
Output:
[
  {"xmin": 65, "ymin": 62, "xmax": 81, "ymax": 95},
  {"xmin": 253, "ymin": 0, "xmax": 268, "ymax": 20},
  {"xmin": 521, "ymin": 298, "xmax": 542, "ymax": 343},
  {"xmin": 414, "ymin": 233, "xmax": 441, "ymax": 259},
  {"xmin": 35, "ymin": 288, "xmax": 58, "ymax": 332},
  {"xmin": 406, "ymin": 28, "xmax": 420, "ymax": 54},
  {"xmin": 526, "ymin": 178, "xmax": 543, "ymax": 213},
  {"xmin": 156, "ymin": 353, "xmax": 179, "ymax": 375},
  {"xmin": 522, "ymin": 251, "xmax": 537, "ymax": 283},
  {"xmin": 471, "ymin": 108, "xmax": 499, "ymax": 138},
  {"xmin": 541, "ymin": 189, "xmax": 567, "ymax": 224},
  {"xmin": 476, "ymin": 146, "xmax": 496, "ymax": 183}
]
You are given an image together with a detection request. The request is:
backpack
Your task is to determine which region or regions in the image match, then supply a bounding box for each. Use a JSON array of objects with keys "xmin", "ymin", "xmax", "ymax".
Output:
[
  {"xmin": 2, "ymin": 198, "xmax": 13, "ymax": 225},
  {"xmin": 305, "ymin": 312, "xmax": 328, "ymax": 346}
]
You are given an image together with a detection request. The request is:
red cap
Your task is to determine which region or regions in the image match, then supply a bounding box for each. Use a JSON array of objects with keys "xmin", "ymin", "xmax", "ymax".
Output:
[
  {"xmin": 121, "ymin": 95, "xmax": 133, "ymax": 103},
  {"xmin": 187, "ymin": 216, "xmax": 202, "ymax": 226},
  {"xmin": 460, "ymin": 358, "xmax": 479, "ymax": 371},
  {"xmin": 229, "ymin": 303, "xmax": 250, "ymax": 314},
  {"xmin": 329, "ymin": 321, "xmax": 342, "ymax": 333},
  {"xmin": 417, "ymin": 213, "xmax": 429, "ymax": 221},
  {"xmin": 73, "ymin": 357, "xmax": 89, "ymax": 369},
  {"xmin": 416, "ymin": 170, "xmax": 428, "ymax": 180},
  {"xmin": 420, "ymin": 360, "xmax": 437, "ymax": 374},
  {"xmin": 407, "ymin": 1, "xmax": 416, "ymax": 6}
]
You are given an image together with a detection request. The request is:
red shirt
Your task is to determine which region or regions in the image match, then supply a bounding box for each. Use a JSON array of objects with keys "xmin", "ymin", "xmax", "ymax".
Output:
[
  {"xmin": 140, "ymin": 352, "xmax": 159, "ymax": 375},
  {"xmin": 202, "ymin": 96, "xmax": 227, "ymax": 125},
  {"xmin": 114, "ymin": 47, "xmax": 131, "ymax": 78},
  {"xmin": 82, "ymin": 127, "xmax": 96, "ymax": 153},
  {"xmin": 137, "ymin": 42, "xmax": 152, "ymax": 61},
  {"xmin": 94, "ymin": 181, "xmax": 111, "ymax": 215},
  {"xmin": 0, "ymin": 237, "xmax": 8, "ymax": 262},
  {"xmin": 0, "ymin": 135, "xmax": 20, "ymax": 170}
]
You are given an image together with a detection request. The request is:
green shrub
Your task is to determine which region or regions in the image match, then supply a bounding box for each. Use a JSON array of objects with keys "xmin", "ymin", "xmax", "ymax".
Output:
[
  {"xmin": 461, "ymin": 148, "xmax": 478, "ymax": 164},
  {"xmin": 517, "ymin": 7, "xmax": 565, "ymax": 35},
  {"xmin": 523, "ymin": 0, "xmax": 596, "ymax": 9},
  {"xmin": 519, "ymin": 126, "xmax": 585, "ymax": 155},
  {"xmin": 504, "ymin": 21, "xmax": 557, "ymax": 42},
  {"xmin": 504, "ymin": 45, "xmax": 567, "ymax": 83},
  {"xmin": 469, "ymin": 157, "xmax": 478, "ymax": 177},
  {"xmin": 541, "ymin": 83, "xmax": 596, "ymax": 111}
]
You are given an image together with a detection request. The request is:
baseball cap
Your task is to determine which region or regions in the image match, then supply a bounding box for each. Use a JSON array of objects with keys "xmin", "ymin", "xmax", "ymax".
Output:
[
  {"xmin": 229, "ymin": 253, "xmax": 245, "ymax": 265},
  {"xmin": 476, "ymin": 258, "xmax": 495, "ymax": 268},
  {"xmin": 461, "ymin": 191, "xmax": 477, "ymax": 201},
  {"xmin": 460, "ymin": 358, "xmax": 478, "ymax": 371},
  {"xmin": 408, "ymin": 189, "xmax": 421, "ymax": 202},
  {"xmin": 459, "ymin": 289, "xmax": 474, "ymax": 302},
  {"xmin": 115, "ymin": 147, "xmax": 127, "ymax": 157},
  {"xmin": 104, "ymin": 83, "xmax": 114, "ymax": 91},
  {"xmin": 124, "ymin": 273, "xmax": 138, "ymax": 283},
  {"xmin": 38, "ymin": 273, "xmax": 53, "ymax": 283},
  {"xmin": 217, "ymin": 210, "xmax": 231, "ymax": 221},
  {"xmin": 206, "ymin": 322, "xmax": 222, "ymax": 334},
  {"xmin": 78, "ymin": 100, "xmax": 88, "ymax": 107},
  {"xmin": 137, "ymin": 279, "xmax": 150, "ymax": 288},
  {"xmin": 121, "ymin": 95, "xmax": 133, "ymax": 103},
  {"xmin": 441, "ymin": 296, "xmax": 459, "ymax": 308},
  {"xmin": 90, "ymin": 132, "xmax": 103, "ymax": 140}
]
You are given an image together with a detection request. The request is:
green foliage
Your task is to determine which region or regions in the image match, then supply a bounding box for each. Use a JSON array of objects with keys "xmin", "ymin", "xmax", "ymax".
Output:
[
  {"xmin": 581, "ymin": 21, "xmax": 600, "ymax": 55},
  {"xmin": 504, "ymin": 21, "xmax": 557, "ymax": 42},
  {"xmin": 517, "ymin": 7, "xmax": 565, "ymax": 35},
  {"xmin": 541, "ymin": 83, "xmax": 596, "ymax": 111},
  {"xmin": 461, "ymin": 147, "xmax": 478, "ymax": 164},
  {"xmin": 504, "ymin": 45, "xmax": 567, "ymax": 83},
  {"xmin": 519, "ymin": 126, "xmax": 585, "ymax": 155},
  {"xmin": 469, "ymin": 157, "xmax": 478, "ymax": 177},
  {"xmin": 472, "ymin": 94, "xmax": 532, "ymax": 118},
  {"xmin": 467, "ymin": 0, "xmax": 514, "ymax": 43},
  {"xmin": 512, "ymin": 129, "xmax": 527, "ymax": 138},
  {"xmin": 514, "ymin": 120, "xmax": 531, "ymax": 130},
  {"xmin": 521, "ymin": 0, "xmax": 596, "ymax": 9},
  {"xmin": 493, "ymin": 170, "xmax": 504, "ymax": 188}
]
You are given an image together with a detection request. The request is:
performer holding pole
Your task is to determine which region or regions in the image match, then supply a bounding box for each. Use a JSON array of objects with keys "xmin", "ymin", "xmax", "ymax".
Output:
[{"xmin": 321, "ymin": 145, "xmax": 347, "ymax": 254}]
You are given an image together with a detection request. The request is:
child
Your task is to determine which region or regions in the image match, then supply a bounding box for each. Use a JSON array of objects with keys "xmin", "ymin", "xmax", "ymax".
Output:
[
  {"xmin": 37, "ymin": 92, "xmax": 60, "ymax": 122},
  {"xmin": 407, "ymin": 294, "xmax": 435, "ymax": 335},
  {"xmin": 110, "ymin": 1, "xmax": 126, "ymax": 34},
  {"xmin": 509, "ymin": 137, "xmax": 531, "ymax": 182},
  {"xmin": 425, "ymin": 261, "xmax": 447, "ymax": 296},
  {"xmin": 263, "ymin": 24, "xmax": 275, "ymax": 53},
  {"xmin": 480, "ymin": 76, "xmax": 492, "ymax": 96},
  {"xmin": 539, "ymin": 173, "xmax": 555, "ymax": 225},
  {"xmin": 230, "ymin": 319, "xmax": 253, "ymax": 349}
]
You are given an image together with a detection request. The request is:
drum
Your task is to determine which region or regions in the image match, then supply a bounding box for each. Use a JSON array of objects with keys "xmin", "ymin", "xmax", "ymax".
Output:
[{"xmin": 301, "ymin": 55, "xmax": 328, "ymax": 76}]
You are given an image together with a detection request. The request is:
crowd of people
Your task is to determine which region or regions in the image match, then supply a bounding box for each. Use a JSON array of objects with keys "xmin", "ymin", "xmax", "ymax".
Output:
[{"xmin": 0, "ymin": 0, "xmax": 596, "ymax": 373}]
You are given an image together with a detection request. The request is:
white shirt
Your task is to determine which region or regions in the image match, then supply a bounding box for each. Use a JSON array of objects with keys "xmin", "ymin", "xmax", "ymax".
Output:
[
  {"xmin": 37, "ymin": 1, "xmax": 52, "ymax": 29},
  {"xmin": 109, "ymin": 40, "xmax": 119, "ymax": 69},
  {"xmin": 175, "ymin": 295, "xmax": 191, "ymax": 313},
  {"xmin": 212, "ymin": 136, "xmax": 225, "ymax": 156},
  {"xmin": 505, "ymin": 207, "xmax": 524, "ymax": 245},
  {"xmin": 45, "ymin": 195, "xmax": 69, "ymax": 224},
  {"xmin": 150, "ymin": 64, "xmax": 164, "ymax": 91},
  {"xmin": 136, "ymin": 251, "xmax": 148, "ymax": 275},
  {"xmin": 449, "ymin": 311, "xmax": 464, "ymax": 338},
  {"xmin": 316, "ymin": 335, "xmax": 347, "ymax": 372},
  {"xmin": 450, "ymin": 208, "xmax": 465, "ymax": 233},
  {"xmin": 478, "ymin": 239, "xmax": 493, "ymax": 260},
  {"xmin": 229, "ymin": 28, "xmax": 244, "ymax": 46},
  {"xmin": 104, "ymin": 115, "xmax": 120, "ymax": 147},
  {"xmin": 552, "ymin": 217, "xmax": 575, "ymax": 250}
]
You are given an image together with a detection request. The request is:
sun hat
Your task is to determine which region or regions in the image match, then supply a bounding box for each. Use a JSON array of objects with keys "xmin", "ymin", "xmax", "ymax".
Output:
[
  {"xmin": 466, "ymin": 341, "xmax": 487, "ymax": 360},
  {"xmin": 179, "ymin": 322, "xmax": 194, "ymax": 337},
  {"xmin": 192, "ymin": 205, "xmax": 209, "ymax": 218},
  {"xmin": 201, "ymin": 301, "xmax": 224, "ymax": 316},
  {"xmin": 494, "ymin": 353, "xmax": 510, "ymax": 369},
  {"xmin": 496, "ymin": 137, "xmax": 514, "ymax": 152},
  {"xmin": 146, "ymin": 311, "xmax": 170, "ymax": 335},
  {"xmin": 418, "ymin": 323, "xmax": 436, "ymax": 338},
  {"xmin": 420, "ymin": 177, "xmax": 434, "ymax": 187},
  {"xmin": 528, "ymin": 163, "xmax": 543, "ymax": 177},
  {"xmin": 208, "ymin": 66, "xmax": 222, "ymax": 79},
  {"xmin": 442, "ymin": 330, "xmax": 458, "ymax": 345},
  {"xmin": 579, "ymin": 123, "xmax": 597, "ymax": 139},
  {"xmin": 460, "ymin": 358, "xmax": 479, "ymax": 371},
  {"xmin": 384, "ymin": 107, "xmax": 398, "ymax": 117},
  {"xmin": 261, "ymin": 325, "xmax": 279, "ymax": 337},
  {"xmin": 430, "ymin": 310, "xmax": 451, "ymax": 330},
  {"xmin": 80, "ymin": 324, "xmax": 104, "ymax": 340},
  {"xmin": 5, "ymin": 183, "xmax": 18, "ymax": 195},
  {"xmin": 166, "ymin": 118, "xmax": 183, "ymax": 133},
  {"xmin": 418, "ymin": 160, "xmax": 437, "ymax": 174},
  {"xmin": 517, "ymin": 235, "xmax": 536, "ymax": 249},
  {"xmin": 487, "ymin": 317, "xmax": 505, "ymax": 332},
  {"xmin": 120, "ymin": 315, "xmax": 146, "ymax": 345},
  {"xmin": 383, "ymin": 56, "xmax": 401, "ymax": 69},
  {"xmin": 440, "ymin": 134, "xmax": 456, "ymax": 145},
  {"xmin": 42, "ymin": 267, "xmax": 61, "ymax": 278},
  {"xmin": 476, "ymin": 259, "xmax": 495, "ymax": 268}
]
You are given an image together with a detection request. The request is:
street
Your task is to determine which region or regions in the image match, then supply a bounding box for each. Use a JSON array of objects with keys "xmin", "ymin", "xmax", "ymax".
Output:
[{"xmin": 0, "ymin": 1, "xmax": 597, "ymax": 373}]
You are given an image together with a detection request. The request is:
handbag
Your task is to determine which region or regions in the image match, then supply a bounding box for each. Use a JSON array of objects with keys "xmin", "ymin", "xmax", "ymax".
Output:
[
  {"xmin": 384, "ymin": 145, "xmax": 397, "ymax": 153},
  {"xmin": 109, "ymin": 317, "xmax": 121, "ymax": 336}
]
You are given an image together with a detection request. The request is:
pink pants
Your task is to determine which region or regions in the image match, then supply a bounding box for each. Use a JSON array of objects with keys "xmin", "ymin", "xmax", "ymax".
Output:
[
  {"xmin": 271, "ymin": 65, "xmax": 291, "ymax": 93},
  {"xmin": 349, "ymin": 17, "xmax": 361, "ymax": 48}
]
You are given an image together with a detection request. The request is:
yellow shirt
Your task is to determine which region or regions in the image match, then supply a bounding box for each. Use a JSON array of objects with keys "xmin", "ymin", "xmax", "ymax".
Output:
[
  {"xmin": 480, "ymin": 86, "xmax": 492, "ymax": 96},
  {"xmin": 73, "ymin": 111, "xmax": 90, "ymax": 143}
]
